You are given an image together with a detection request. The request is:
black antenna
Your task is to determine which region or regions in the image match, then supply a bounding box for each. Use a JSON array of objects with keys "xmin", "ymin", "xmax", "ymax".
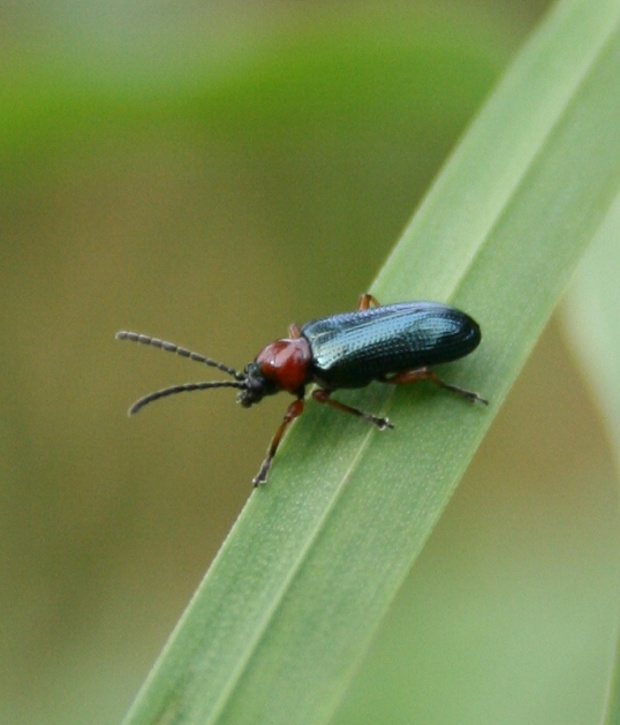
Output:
[
  {"xmin": 115, "ymin": 331, "xmax": 245, "ymax": 380},
  {"xmin": 127, "ymin": 380, "xmax": 246, "ymax": 415},
  {"xmin": 116, "ymin": 331, "xmax": 248, "ymax": 415}
]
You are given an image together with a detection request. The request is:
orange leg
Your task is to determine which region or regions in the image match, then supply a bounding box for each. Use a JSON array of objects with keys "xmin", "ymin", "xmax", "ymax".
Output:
[
  {"xmin": 312, "ymin": 388, "xmax": 393, "ymax": 430},
  {"xmin": 254, "ymin": 397, "xmax": 305, "ymax": 486},
  {"xmin": 386, "ymin": 367, "xmax": 488, "ymax": 404},
  {"xmin": 357, "ymin": 293, "xmax": 381, "ymax": 310}
]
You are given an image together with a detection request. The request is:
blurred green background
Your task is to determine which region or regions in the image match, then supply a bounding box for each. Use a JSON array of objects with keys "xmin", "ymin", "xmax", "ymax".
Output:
[{"xmin": 2, "ymin": 1, "xmax": 618, "ymax": 724}]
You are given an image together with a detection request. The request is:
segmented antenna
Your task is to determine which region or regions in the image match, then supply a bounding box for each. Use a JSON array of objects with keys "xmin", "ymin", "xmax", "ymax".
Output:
[
  {"xmin": 115, "ymin": 331, "xmax": 244, "ymax": 380},
  {"xmin": 127, "ymin": 380, "xmax": 246, "ymax": 415}
]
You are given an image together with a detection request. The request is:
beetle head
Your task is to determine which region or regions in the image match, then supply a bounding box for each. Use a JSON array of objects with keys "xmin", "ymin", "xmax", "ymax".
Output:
[{"xmin": 236, "ymin": 362, "xmax": 280, "ymax": 408}]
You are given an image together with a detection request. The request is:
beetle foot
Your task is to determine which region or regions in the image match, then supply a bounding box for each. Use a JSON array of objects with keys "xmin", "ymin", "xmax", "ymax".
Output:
[
  {"xmin": 441, "ymin": 383, "xmax": 488, "ymax": 405},
  {"xmin": 252, "ymin": 458, "xmax": 271, "ymax": 487},
  {"xmin": 365, "ymin": 414, "xmax": 394, "ymax": 430}
]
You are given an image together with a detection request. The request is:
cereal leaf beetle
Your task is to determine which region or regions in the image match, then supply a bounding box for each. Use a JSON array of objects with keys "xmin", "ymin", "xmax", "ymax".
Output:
[{"xmin": 116, "ymin": 294, "xmax": 486, "ymax": 486}]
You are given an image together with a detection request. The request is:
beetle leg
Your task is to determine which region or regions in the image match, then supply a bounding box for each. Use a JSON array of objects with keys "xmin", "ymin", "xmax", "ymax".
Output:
[
  {"xmin": 386, "ymin": 367, "xmax": 488, "ymax": 405},
  {"xmin": 357, "ymin": 293, "xmax": 381, "ymax": 310},
  {"xmin": 253, "ymin": 397, "xmax": 305, "ymax": 486},
  {"xmin": 288, "ymin": 323, "xmax": 302, "ymax": 339},
  {"xmin": 312, "ymin": 389, "xmax": 394, "ymax": 430}
]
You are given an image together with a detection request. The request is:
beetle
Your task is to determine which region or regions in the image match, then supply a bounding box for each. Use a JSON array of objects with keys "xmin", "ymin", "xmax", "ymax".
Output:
[{"xmin": 116, "ymin": 294, "xmax": 486, "ymax": 486}]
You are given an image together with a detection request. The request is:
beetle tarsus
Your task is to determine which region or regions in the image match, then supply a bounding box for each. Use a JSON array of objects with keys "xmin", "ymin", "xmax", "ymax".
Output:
[
  {"xmin": 372, "ymin": 415, "xmax": 394, "ymax": 430},
  {"xmin": 440, "ymin": 383, "xmax": 488, "ymax": 405},
  {"xmin": 361, "ymin": 412, "xmax": 393, "ymax": 430},
  {"xmin": 253, "ymin": 459, "xmax": 271, "ymax": 487}
]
